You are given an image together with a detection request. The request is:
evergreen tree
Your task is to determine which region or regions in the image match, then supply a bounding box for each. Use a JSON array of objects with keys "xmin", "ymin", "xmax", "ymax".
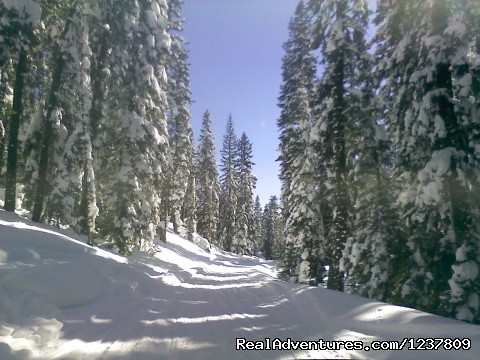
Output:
[
  {"xmin": 218, "ymin": 114, "xmax": 239, "ymax": 252},
  {"xmin": 44, "ymin": 2, "xmax": 96, "ymax": 231},
  {"xmin": 340, "ymin": 103, "xmax": 398, "ymax": 300},
  {"xmin": 236, "ymin": 132, "xmax": 256, "ymax": 255},
  {"xmin": 183, "ymin": 157, "xmax": 197, "ymax": 240},
  {"xmin": 375, "ymin": 0, "xmax": 480, "ymax": 321},
  {"xmin": 79, "ymin": 1, "xmax": 111, "ymax": 242},
  {"xmin": 262, "ymin": 195, "xmax": 282, "ymax": 260},
  {"xmin": 448, "ymin": 0, "xmax": 480, "ymax": 324},
  {"xmin": 332, "ymin": 1, "xmax": 398, "ymax": 300},
  {"xmin": 1, "ymin": 0, "xmax": 41, "ymax": 211},
  {"xmin": 30, "ymin": 0, "xmax": 81, "ymax": 222},
  {"xmin": 195, "ymin": 110, "xmax": 220, "ymax": 243},
  {"xmin": 309, "ymin": 0, "xmax": 370, "ymax": 290},
  {"xmin": 252, "ymin": 195, "xmax": 264, "ymax": 255},
  {"xmin": 165, "ymin": 0, "xmax": 194, "ymax": 234},
  {"xmin": 97, "ymin": 0, "xmax": 170, "ymax": 254},
  {"xmin": 277, "ymin": 0, "xmax": 322, "ymax": 283}
]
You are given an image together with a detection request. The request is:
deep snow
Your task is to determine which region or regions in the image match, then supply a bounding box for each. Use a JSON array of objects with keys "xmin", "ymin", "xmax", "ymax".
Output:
[{"xmin": 1, "ymin": 209, "xmax": 479, "ymax": 359}]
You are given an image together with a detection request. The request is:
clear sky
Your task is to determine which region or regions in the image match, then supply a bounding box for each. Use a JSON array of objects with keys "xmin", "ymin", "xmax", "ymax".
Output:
[{"xmin": 182, "ymin": 0, "xmax": 300, "ymax": 207}]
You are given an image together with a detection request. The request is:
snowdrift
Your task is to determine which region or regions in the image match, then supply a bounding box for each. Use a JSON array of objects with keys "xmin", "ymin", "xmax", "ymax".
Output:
[{"xmin": 1, "ymin": 209, "xmax": 479, "ymax": 359}]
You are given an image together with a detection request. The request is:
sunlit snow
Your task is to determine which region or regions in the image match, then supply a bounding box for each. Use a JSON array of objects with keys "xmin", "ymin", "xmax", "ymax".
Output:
[{"xmin": 1, "ymin": 210, "xmax": 479, "ymax": 359}]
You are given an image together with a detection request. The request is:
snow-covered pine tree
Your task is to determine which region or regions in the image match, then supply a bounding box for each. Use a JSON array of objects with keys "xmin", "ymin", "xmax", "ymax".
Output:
[
  {"xmin": 3, "ymin": 49, "xmax": 27, "ymax": 212},
  {"xmin": 218, "ymin": 114, "xmax": 239, "ymax": 252},
  {"xmin": 252, "ymin": 195, "xmax": 264, "ymax": 255},
  {"xmin": 375, "ymin": 0, "xmax": 480, "ymax": 322},
  {"xmin": 195, "ymin": 110, "xmax": 220, "ymax": 243},
  {"xmin": 447, "ymin": 0, "xmax": 480, "ymax": 324},
  {"xmin": 327, "ymin": 0, "xmax": 399, "ymax": 301},
  {"xmin": 165, "ymin": 0, "xmax": 194, "ymax": 234},
  {"xmin": 29, "ymin": 0, "xmax": 80, "ymax": 222},
  {"xmin": 44, "ymin": 2, "xmax": 96, "ymax": 230},
  {"xmin": 338, "ymin": 45, "xmax": 399, "ymax": 300},
  {"xmin": 370, "ymin": 0, "xmax": 418, "ymax": 306},
  {"xmin": 19, "ymin": 0, "xmax": 67, "ymax": 216},
  {"xmin": 78, "ymin": 1, "xmax": 113, "ymax": 242},
  {"xmin": 262, "ymin": 195, "xmax": 283, "ymax": 260},
  {"xmin": 309, "ymin": 0, "xmax": 370, "ymax": 291},
  {"xmin": 277, "ymin": 0, "xmax": 323, "ymax": 284},
  {"xmin": 97, "ymin": 0, "xmax": 170, "ymax": 254},
  {"xmin": 235, "ymin": 132, "xmax": 256, "ymax": 255},
  {"xmin": 183, "ymin": 155, "xmax": 197, "ymax": 240},
  {"xmin": 1, "ymin": 0, "xmax": 41, "ymax": 211},
  {"xmin": 273, "ymin": 201, "xmax": 286, "ymax": 261}
]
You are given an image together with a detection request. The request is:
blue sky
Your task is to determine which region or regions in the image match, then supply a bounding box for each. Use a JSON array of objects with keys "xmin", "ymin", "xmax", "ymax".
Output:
[{"xmin": 182, "ymin": 0, "xmax": 300, "ymax": 207}]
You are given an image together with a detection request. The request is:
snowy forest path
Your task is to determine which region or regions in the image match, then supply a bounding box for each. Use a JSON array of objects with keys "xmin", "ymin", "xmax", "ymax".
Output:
[
  {"xmin": 1, "ymin": 214, "xmax": 480, "ymax": 359},
  {"xmin": 63, "ymin": 234, "xmax": 362, "ymax": 359},
  {"xmin": 56, "ymin": 231, "xmax": 480, "ymax": 360},
  {"xmin": 55, "ymin": 230, "xmax": 358, "ymax": 359}
]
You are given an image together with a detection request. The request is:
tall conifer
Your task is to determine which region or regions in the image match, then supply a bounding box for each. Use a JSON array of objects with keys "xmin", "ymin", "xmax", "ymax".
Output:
[
  {"xmin": 195, "ymin": 110, "xmax": 220, "ymax": 243},
  {"xmin": 218, "ymin": 115, "xmax": 239, "ymax": 251}
]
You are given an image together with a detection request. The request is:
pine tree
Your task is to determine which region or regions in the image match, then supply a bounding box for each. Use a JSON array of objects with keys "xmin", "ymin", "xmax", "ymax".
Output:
[
  {"xmin": 375, "ymin": 0, "xmax": 480, "ymax": 321},
  {"xmin": 328, "ymin": 1, "xmax": 398, "ymax": 300},
  {"xmin": 195, "ymin": 110, "xmax": 220, "ymax": 243},
  {"xmin": 4, "ymin": 49, "xmax": 27, "ymax": 212},
  {"xmin": 277, "ymin": 0, "xmax": 323, "ymax": 283},
  {"xmin": 447, "ymin": 0, "xmax": 480, "ymax": 324},
  {"xmin": 262, "ymin": 195, "xmax": 282, "ymax": 260},
  {"xmin": 29, "ymin": 0, "xmax": 83, "ymax": 222},
  {"xmin": 309, "ymin": 0, "xmax": 370, "ymax": 290},
  {"xmin": 183, "ymin": 157, "xmax": 197, "ymax": 240},
  {"xmin": 252, "ymin": 195, "xmax": 264, "ymax": 255},
  {"xmin": 339, "ymin": 90, "xmax": 398, "ymax": 300},
  {"xmin": 79, "ymin": 1, "xmax": 111, "ymax": 242},
  {"xmin": 236, "ymin": 132, "xmax": 256, "ymax": 255},
  {"xmin": 44, "ymin": 2, "xmax": 96, "ymax": 230},
  {"xmin": 165, "ymin": 0, "xmax": 194, "ymax": 234},
  {"xmin": 97, "ymin": 0, "xmax": 170, "ymax": 254},
  {"xmin": 1, "ymin": 0, "xmax": 41, "ymax": 211},
  {"xmin": 218, "ymin": 114, "xmax": 239, "ymax": 252}
]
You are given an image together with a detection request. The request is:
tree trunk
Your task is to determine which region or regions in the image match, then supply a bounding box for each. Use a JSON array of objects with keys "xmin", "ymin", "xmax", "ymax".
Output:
[
  {"xmin": 4, "ymin": 49, "xmax": 27, "ymax": 212},
  {"xmin": 32, "ymin": 2, "xmax": 78, "ymax": 222},
  {"xmin": 0, "ymin": 67, "xmax": 10, "ymax": 172},
  {"xmin": 31, "ymin": 50, "xmax": 65, "ymax": 222}
]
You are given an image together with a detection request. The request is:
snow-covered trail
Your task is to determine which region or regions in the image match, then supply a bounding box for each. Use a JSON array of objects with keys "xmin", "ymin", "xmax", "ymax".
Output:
[{"xmin": 1, "ymin": 210, "xmax": 480, "ymax": 359}]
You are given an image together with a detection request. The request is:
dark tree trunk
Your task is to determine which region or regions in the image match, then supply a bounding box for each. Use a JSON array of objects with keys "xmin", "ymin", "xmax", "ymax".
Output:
[
  {"xmin": 0, "ymin": 67, "xmax": 9, "ymax": 172},
  {"xmin": 31, "ymin": 50, "xmax": 65, "ymax": 222},
  {"xmin": 4, "ymin": 49, "xmax": 27, "ymax": 212},
  {"xmin": 327, "ymin": 0, "xmax": 348, "ymax": 292},
  {"xmin": 32, "ymin": 2, "xmax": 77, "ymax": 222},
  {"xmin": 80, "ymin": 161, "xmax": 92, "ymax": 243}
]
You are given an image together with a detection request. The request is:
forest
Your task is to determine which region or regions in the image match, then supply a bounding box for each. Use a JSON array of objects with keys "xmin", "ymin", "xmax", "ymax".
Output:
[{"xmin": 1, "ymin": 0, "xmax": 479, "ymax": 326}]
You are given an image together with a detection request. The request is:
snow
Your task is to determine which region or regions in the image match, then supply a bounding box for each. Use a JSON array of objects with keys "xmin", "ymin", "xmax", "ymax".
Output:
[
  {"xmin": 451, "ymin": 262, "xmax": 480, "ymax": 283},
  {"xmin": 1, "ymin": 210, "xmax": 480, "ymax": 359},
  {"xmin": 456, "ymin": 73, "xmax": 472, "ymax": 97},
  {"xmin": 432, "ymin": 114, "xmax": 446, "ymax": 140},
  {"xmin": 374, "ymin": 123, "xmax": 388, "ymax": 142},
  {"xmin": 392, "ymin": 35, "xmax": 410, "ymax": 64},
  {"xmin": 445, "ymin": 20, "xmax": 467, "ymax": 37},
  {"xmin": 416, "ymin": 148, "xmax": 456, "ymax": 206},
  {"xmin": 4, "ymin": 0, "xmax": 41, "ymax": 26}
]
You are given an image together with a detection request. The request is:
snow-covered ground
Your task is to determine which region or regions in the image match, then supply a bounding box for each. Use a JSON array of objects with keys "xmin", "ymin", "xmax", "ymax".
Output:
[{"xmin": 1, "ymin": 209, "xmax": 479, "ymax": 359}]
